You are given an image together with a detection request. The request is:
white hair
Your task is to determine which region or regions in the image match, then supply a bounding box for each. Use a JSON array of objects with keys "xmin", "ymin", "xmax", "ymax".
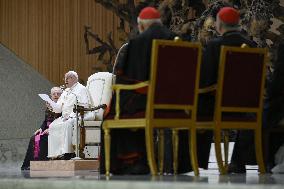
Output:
[
  {"xmin": 216, "ymin": 15, "xmax": 240, "ymax": 33},
  {"xmin": 65, "ymin": 70, "xmax": 78, "ymax": 80},
  {"xmin": 137, "ymin": 18, "xmax": 162, "ymax": 26},
  {"xmin": 50, "ymin": 87, "xmax": 63, "ymax": 95}
]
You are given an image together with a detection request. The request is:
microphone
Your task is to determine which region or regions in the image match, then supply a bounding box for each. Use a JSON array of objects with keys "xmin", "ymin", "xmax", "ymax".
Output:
[
  {"xmin": 69, "ymin": 91, "xmax": 79, "ymax": 113},
  {"xmin": 68, "ymin": 91, "xmax": 81, "ymax": 159},
  {"xmin": 60, "ymin": 84, "xmax": 66, "ymax": 90}
]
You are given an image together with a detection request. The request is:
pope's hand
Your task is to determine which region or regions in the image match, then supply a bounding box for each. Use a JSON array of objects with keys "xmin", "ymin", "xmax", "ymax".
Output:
[{"xmin": 46, "ymin": 102, "xmax": 52, "ymax": 110}]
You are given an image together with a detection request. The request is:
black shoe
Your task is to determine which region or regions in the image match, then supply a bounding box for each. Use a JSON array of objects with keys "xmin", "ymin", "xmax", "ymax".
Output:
[
  {"xmin": 265, "ymin": 162, "xmax": 274, "ymax": 173},
  {"xmin": 21, "ymin": 166, "xmax": 30, "ymax": 170},
  {"xmin": 128, "ymin": 163, "xmax": 150, "ymax": 175},
  {"xmin": 56, "ymin": 154, "xmax": 65, "ymax": 160},
  {"xmin": 228, "ymin": 163, "xmax": 246, "ymax": 174},
  {"xmin": 111, "ymin": 163, "xmax": 150, "ymax": 175},
  {"xmin": 178, "ymin": 166, "xmax": 193, "ymax": 174},
  {"xmin": 64, "ymin": 153, "xmax": 76, "ymax": 160}
]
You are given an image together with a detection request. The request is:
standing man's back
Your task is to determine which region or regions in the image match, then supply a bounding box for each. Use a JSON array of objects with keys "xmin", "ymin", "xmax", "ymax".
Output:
[{"xmin": 200, "ymin": 7, "xmax": 256, "ymax": 88}]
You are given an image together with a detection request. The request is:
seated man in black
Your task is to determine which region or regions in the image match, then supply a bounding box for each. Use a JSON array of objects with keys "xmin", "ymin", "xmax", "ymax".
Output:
[
  {"xmin": 199, "ymin": 7, "xmax": 257, "ymax": 174},
  {"xmin": 101, "ymin": 7, "xmax": 175, "ymax": 175},
  {"xmin": 265, "ymin": 41, "xmax": 284, "ymax": 128},
  {"xmin": 200, "ymin": 7, "xmax": 256, "ymax": 88},
  {"xmin": 21, "ymin": 87, "xmax": 62, "ymax": 170},
  {"xmin": 263, "ymin": 41, "xmax": 284, "ymax": 171}
]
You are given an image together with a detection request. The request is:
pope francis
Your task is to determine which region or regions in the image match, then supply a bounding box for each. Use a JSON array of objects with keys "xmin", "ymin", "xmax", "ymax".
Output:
[{"xmin": 47, "ymin": 71, "xmax": 92, "ymax": 159}]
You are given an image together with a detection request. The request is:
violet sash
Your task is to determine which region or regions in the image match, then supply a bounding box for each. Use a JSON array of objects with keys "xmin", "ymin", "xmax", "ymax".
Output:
[{"xmin": 33, "ymin": 121, "xmax": 51, "ymax": 159}]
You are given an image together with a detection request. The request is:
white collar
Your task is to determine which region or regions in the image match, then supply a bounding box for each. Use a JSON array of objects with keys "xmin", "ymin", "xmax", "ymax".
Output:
[
  {"xmin": 70, "ymin": 82, "xmax": 79, "ymax": 90},
  {"xmin": 65, "ymin": 82, "xmax": 78, "ymax": 93}
]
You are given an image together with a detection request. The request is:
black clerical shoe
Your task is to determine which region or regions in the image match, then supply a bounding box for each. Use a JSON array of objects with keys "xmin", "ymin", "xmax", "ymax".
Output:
[
  {"xmin": 54, "ymin": 154, "xmax": 65, "ymax": 160},
  {"xmin": 111, "ymin": 163, "xmax": 150, "ymax": 175},
  {"xmin": 21, "ymin": 166, "xmax": 30, "ymax": 171},
  {"xmin": 265, "ymin": 162, "xmax": 274, "ymax": 173},
  {"xmin": 128, "ymin": 163, "xmax": 150, "ymax": 175},
  {"xmin": 228, "ymin": 163, "xmax": 246, "ymax": 174},
  {"xmin": 177, "ymin": 166, "xmax": 193, "ymax": 174},
  {"xmin": 63, "ymin": 153, "xmax": 76, "ymax": 160}
]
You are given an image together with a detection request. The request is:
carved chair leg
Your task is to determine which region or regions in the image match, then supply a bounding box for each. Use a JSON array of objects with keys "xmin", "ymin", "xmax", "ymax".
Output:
[
  {"xmin": 223, "ymin": 130, "xmax": 229, "ymax": 170},
  {"xmin": 255, "ymin": 128, "xmax": 265, "ymax": 174},
  {"xmin": 104, "ymin": 128, "xmax": 111, "ymax": 176},
  {"xmin": 190, "ymin": 128, "xmax": 199, "ymax": 176},
  {"xmin": 214, "ymin": 128, "xmax": 226, "ymax": 175},
  {"xmin": 145, "ymin": 127, "xmax": 158, "ymax": 175},
  {"xmin": 79, "ymin": 127, "xmax": 86, "ymax": 158},
  {"xmin": 158, "ymin": 129, "xmax": 164, "ymax": 175},
  {"xmin": 172, "ymin": 129, "xmax": 179, "ymax": 175}
]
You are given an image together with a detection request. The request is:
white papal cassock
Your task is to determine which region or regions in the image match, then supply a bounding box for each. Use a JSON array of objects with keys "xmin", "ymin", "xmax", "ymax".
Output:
[{"xmin": 48, "ymin": 82, "xmax": 92, "ymax": 158}]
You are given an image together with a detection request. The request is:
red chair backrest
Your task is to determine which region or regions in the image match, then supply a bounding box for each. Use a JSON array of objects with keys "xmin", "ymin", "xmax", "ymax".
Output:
[
  {"xmin": 220, "ymin": 47, "xmax": 266, "ymax": 108},
  {"xmin": 153, "ymin": 42, "xmax": 201, "ymax": 106}
]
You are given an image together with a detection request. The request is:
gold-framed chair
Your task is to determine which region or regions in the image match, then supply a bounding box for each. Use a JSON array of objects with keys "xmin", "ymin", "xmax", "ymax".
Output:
[
  {"xmin": 197, "ymin": 46, "xmax": 267, "ymax": 174},
  {"xmin": 103, "ymin": 39, "xmax": 203, "ymax": 176}
]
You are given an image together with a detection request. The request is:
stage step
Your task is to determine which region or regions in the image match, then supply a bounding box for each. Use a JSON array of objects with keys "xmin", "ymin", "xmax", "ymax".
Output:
[{"xmin": 30, "ymin": 160, "xmax": 99, "ymax": 171}]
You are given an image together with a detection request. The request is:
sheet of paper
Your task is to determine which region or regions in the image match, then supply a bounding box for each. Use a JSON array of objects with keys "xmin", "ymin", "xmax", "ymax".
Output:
[{"xmin": 38, "ymin": 94, "xmax": 57, "ymax": 109}]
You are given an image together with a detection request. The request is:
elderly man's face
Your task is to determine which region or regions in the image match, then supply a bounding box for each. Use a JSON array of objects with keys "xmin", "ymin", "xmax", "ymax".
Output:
[
  {"xmin": 65, "ymin": 75, "xmax": 77, "ymax": 88},
  {"xmin": 51, "ymin": 90, "xmax": 62, "ymax": 102}
]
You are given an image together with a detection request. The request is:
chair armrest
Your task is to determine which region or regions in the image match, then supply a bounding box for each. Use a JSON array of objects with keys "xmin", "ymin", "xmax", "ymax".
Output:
[
  {"xmin": 83, "ymin": 120, "xmax": 102, "ymax": 127},
  {"xmin": 113, "ymin": 81, "xmax": 149, "ymax": 120},
  {"xmin": 112, "ymin": 81, "xmax": 149, "ymax": 90},
  {"xmin": 198, "ymin": 84, "xmax": 217, "ymax": 94}
]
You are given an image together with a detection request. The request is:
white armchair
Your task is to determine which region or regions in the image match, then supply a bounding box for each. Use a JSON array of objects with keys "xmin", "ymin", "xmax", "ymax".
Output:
[{"xmin": 80, "ymin": 72, "xmax": 114, "ymax": 159}]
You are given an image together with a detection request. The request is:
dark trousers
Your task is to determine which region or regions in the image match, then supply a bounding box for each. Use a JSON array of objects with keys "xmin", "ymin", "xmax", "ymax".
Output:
[
  {"xmin": 231, "ymin": 130, "xmax": 284, "ymax": 167},
  {"xmin": 21, "ymin": 134, "xmax": 48, "ymax": 168},
  {"xmin": 231, "ymin": 130, "xmax": 256, "ymax": 165},
  {"xmin": 163, "ymin": 130, "xmax": 212, "ymax": 173}
]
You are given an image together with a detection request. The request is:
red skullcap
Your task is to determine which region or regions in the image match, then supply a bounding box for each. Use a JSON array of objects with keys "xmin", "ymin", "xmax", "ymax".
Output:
[
  {"xmin": 138, "ymin": 7, "xmax": 161, "ymax": 20},
  {"xmin": 217, "ymin": 7, "xmax": 240, "ymax": 25}
]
